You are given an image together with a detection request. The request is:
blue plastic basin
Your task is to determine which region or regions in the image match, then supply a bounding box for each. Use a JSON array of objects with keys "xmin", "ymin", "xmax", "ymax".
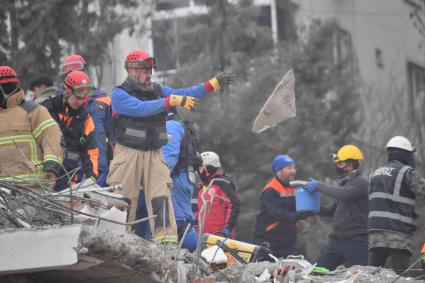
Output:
[{"xmin": 295, "ymin": 185, "xmax": 320, "ymax": 212}]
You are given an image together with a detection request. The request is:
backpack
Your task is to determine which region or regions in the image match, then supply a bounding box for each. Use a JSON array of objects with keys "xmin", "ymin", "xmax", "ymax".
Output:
[{"xmin": 173, "ymin": 120, "xmax": 203, "ymax": 173}]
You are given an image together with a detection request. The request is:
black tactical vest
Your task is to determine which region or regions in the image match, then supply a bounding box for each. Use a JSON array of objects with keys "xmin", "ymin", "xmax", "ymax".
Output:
[
  {"xmin": 369, "ymin": 160, "xmax": 417, "ymax": 234},
  {"xmin": 113, "ymin": 82, "xmax": 168, "ymax": 151}
]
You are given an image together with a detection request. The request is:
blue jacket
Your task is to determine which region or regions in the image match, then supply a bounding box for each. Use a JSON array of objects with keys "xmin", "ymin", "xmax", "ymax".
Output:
[
  {"xmin": 111, "ymin": 83, "xmax": 210, "ymax": 117},
  {"xmin": 163, "ymin": 120, "xmax": 195, "ymax": 223},
  {"xmin": 87, "ymin": 89, "xmax": 116, "ymax": 174}
]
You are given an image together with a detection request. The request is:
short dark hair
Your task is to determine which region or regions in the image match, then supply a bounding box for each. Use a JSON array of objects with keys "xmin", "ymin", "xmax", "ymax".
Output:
[{"xmin": 29, "ymin": 76, "xmax": 53, "ymax": 91}]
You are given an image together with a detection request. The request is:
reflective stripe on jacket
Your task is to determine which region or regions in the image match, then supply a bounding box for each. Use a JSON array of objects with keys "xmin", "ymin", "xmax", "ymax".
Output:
[
  {"xmin": 0, "ymin": 89, "xmax": 63, "ymax": 181},
  {"xmin": 369, "ymin": 160, "xmax": 416, "ymax": 234}
]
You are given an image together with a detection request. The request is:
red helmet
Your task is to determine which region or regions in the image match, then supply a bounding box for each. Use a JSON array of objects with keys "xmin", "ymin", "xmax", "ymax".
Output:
[
  {"xmin": 0, "ymin": 66, "xmax": 19, "ymax": 84},
  {"xmin": 61, "ymin": 54, "xmax": 87, "ymax": 75},
  {"xmin": 63, "ymin": 71, "xmax": 93, "ymax": 98},
  {"xmin": 124, "ymin": 50, "xmax": 157, "ymax": 69}
]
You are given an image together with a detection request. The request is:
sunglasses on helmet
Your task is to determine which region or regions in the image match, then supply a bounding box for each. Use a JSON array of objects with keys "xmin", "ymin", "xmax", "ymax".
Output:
[
  {"xmin": 65, "ymin": 83, "xmax": 94, "ymax": 98},
  {"xmin": 60, "ymin": 61, "xmax": 86, "ymax": 75}
]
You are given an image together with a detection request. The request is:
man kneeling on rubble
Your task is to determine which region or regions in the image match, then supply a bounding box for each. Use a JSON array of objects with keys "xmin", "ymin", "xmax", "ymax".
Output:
[{"xmin": 253, "ymin": 155, "xmax": 310, "ymax": 259}]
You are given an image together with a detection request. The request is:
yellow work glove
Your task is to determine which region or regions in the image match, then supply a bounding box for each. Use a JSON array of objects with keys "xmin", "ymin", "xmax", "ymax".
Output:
[{"xmin": 168, "ymin": 95, "xmax": 197, "ymax": 111}]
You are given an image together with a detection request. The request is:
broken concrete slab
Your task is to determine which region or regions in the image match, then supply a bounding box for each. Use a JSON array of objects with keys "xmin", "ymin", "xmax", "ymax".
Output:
[{"xmin": 0, "ymin": 225, "xmax": 81, "ymax": 274}]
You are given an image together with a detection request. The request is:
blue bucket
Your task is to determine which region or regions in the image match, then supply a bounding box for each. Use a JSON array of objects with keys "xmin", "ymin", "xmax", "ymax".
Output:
[{"xmin": 295, "ymin": 185, "xmax": 320, "ymax": 212}]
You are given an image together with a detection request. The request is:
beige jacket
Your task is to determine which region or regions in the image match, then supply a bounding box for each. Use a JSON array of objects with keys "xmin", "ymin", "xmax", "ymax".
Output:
[{"xmin": 0, "ymin": 89, "xmax": 63, "ymax": 182}]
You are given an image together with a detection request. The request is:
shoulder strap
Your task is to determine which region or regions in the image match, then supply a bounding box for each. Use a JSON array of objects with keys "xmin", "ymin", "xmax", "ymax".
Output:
[
  {"xmin": 213, "ymin": 176, "xmax": 236, "ymax": 192},
  {"xmin": 153, "ymin": 83, "xmax": 165, "ymax": 98},
  {"xmin": 19, "ymin": 100, "xmax": 39, "ymax": 114}
]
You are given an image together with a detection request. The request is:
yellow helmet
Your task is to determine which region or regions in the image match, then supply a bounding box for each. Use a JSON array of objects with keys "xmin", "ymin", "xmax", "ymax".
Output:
[{"xmin": 333, "ymin": 145, "xmax": 364, "ymax": 163}]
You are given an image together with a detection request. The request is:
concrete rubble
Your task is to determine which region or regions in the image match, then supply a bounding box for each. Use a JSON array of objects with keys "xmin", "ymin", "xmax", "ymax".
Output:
[{"xmin": 0, "ymin": 181, "xmax": 424, "ymax": 283}]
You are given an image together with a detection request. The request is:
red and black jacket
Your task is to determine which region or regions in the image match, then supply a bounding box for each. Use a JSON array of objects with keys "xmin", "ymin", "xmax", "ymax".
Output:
[
  {"xmin": 197, "ymin": 171, "xmax": 240, "ymax": 237},
  {"xmin": 252, "ymin": 177, "xmax": 298, "ymax": 255}
]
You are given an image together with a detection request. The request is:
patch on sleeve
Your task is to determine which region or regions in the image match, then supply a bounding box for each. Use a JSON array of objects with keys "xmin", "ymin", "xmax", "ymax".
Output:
[{"xmin": 96, "ymin": 103, "xmax": 105, "ymax": 111}]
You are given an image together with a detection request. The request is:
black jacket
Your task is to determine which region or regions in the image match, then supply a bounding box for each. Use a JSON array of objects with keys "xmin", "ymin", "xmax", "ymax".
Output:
[
  {"xmin": 252, "ymin": 177, "xmax": 298, "ymax": 256},
  {"xmin": 317, "ymin": 171, "xmax": 368, "ymax": 239}
]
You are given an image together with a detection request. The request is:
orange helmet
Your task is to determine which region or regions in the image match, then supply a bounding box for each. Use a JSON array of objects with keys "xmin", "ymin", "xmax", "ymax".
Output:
[
  {"xmin": 63, "ymin": 71, "xmax": 93, "ymax": 98},
  {"xmin": 61, "ymin": 54, "xmax": 87, "ymax": 75},
  {"xmin": 124, "ymin": 50, "xmax": 157, "ymax": 69},
  {"xmin": 0, "ymin": 66, "xmax": 19, "ymax": 84}
]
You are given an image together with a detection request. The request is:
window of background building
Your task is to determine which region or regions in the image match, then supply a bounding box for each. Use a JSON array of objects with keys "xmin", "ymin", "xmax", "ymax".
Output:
[
  {"xmin": 152, "ymin": 19, "xmax": 176, "ymax": 71},
  {"xmin": 276, "ymin": 1, "xmax": 297, "ymax": 42},
  {"xmin": 408, "ymin": 62, "xmax": 425, "ymax": 104},
  {"xmin": 256, "ymin": 5, "xmax": 272, "ymax": 28},
  {"xmin": 332, "ymin": 28, "xmax": 352, "ymax": 65},
  {"xmin": 156, "ymin": 0, "xmax": 189, "ymax": 11}
]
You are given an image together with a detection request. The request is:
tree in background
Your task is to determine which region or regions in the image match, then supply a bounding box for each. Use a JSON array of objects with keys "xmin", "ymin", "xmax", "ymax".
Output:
[
  {"xmin": 0, "ymin": 0, "xmax": 139, "ymax": 88},
  {"xmin": 160, "ymin": 0, "xmax": 361, "ymax": 260}
]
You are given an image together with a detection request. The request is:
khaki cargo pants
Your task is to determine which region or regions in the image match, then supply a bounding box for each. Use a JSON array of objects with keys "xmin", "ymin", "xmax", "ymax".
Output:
[{"xmin": 107, "ymin": 144, "xmax": 177, "ymax": 244}]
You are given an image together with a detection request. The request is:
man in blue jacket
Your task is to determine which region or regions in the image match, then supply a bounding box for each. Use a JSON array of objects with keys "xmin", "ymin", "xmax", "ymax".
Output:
[
  {"xmin": 107, "ymin": 49, "xmax": 234, "ymax": 245},
  {"xmin": 162, "ymin": 110, "xmax": 202, "ymax": 251},
  {"xmin": 59, "ymin": 55, "xmax": 116, "ymax": 186}
]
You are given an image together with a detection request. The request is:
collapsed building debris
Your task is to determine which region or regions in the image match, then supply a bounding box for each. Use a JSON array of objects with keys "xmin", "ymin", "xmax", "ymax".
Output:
[{"xmin": 0, "ymin": 180, "xmax": 424, "ymax": 283}]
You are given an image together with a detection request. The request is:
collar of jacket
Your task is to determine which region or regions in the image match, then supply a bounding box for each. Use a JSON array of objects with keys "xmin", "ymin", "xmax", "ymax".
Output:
[
  {"xmin": 338, "ymin": 169, "xmax": 360, "ymax": 186},
  {"xmin": 262, "ymin": 176, "xmax": 295, "ymax": 195},
  {"xmin": 123, "ymin": 76, "xmax": 154, "ymax": 93},
  {"xmin": 89, "ymin": 88, "xmax": 107, "ymax": 101},
  {"xmin": 206, "ymin": 169, "xmax": 225, "ymax": 184},
  {"xmin": 5, "ymin": 88, "xmax": 25, "ymax": 108}
]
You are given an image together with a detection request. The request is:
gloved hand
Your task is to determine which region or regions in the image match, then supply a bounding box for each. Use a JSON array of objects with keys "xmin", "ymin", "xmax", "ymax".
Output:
[
  {"xmin": 167, "ymin": 95, "xmax": 197, "ymax": 111},
  {"xmin": 304, "ymin": 178, "xmax": 319, "ymax": 193},
  {"xmin": 221, "ymin": 227, "xmax": 232, "ymax": 238},
  {"xmin": 43, "ymin": 171, "xmax": 57, "ymax": 189},
  {"xmin": 215, "ymin": 71, "xmax": 236, "ymax": 88}
]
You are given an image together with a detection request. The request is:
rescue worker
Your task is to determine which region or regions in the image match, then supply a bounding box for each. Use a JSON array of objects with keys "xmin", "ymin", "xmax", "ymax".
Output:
[
  {"xmin": 197, "ymin": 151, "xmax": 240, "ymax": 239},
  {"xmin": 0, "ymin": 66, "xmax": 63, "ymax": 186},
  {"xmin": 59, "ymin": 55, "xmax": 115, "ymax": 186},
  {"xmin": 162, "ymin": 109, "xmax": 202, "ymax": 251},
  {"xmin": 368, "ymin": 136, "xmax": 425, "ymax": 274},
  {"xmin": 304, "ymin": 145, "xmax": 368, "ymax": 270},
  {"xmin": 252, "ymin": 155, "xmax": 305, "ymax": 259},
  {"xmin": 133, "ymin": 110, "xmax": 205, "ymax": 251},
  {"xmin": 29, "ymin": 76, "xmax": 57, "ymax": 104},
  {"xmin": 42, "ymin": 71, "xmax": 99, "ymax": 191},
  {"xmin": 107, "ymin": 49, "xmax": 235, "ymax": 244}
]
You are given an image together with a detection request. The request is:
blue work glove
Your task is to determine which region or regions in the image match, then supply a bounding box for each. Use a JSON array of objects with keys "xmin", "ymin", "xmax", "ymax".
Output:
[
  {"xmin": 221, "ymin": 227, "xmax": 232, "ymax": 238},
  {"xmin": 304, "ymin": 178, "xmax": 319, "ymax": 193}
]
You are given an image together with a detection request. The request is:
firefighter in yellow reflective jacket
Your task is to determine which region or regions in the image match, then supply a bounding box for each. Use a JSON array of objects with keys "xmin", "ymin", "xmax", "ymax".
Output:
[{"xmin": 0, "ymin": 66, "xmax": 63, "ymax": 186}]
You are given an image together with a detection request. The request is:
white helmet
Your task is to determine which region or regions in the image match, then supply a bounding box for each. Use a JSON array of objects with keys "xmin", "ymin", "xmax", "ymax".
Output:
[
  {"xmin": 201, "ymin": 151, "xmax": 221, "ymax": 168},
  {"xmin": 386, "ymin": 136, "xmax": 415, "ymax": 152}
]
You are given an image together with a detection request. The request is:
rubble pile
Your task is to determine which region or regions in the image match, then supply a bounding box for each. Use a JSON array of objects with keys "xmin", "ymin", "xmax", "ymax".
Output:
[
  {"xmin": 0, "ymin": 181, "xmax": 423, "ymax": 283},
  {"xmin": 215, "ymin": 263, "xmax": 425, "ymax": 283}
]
